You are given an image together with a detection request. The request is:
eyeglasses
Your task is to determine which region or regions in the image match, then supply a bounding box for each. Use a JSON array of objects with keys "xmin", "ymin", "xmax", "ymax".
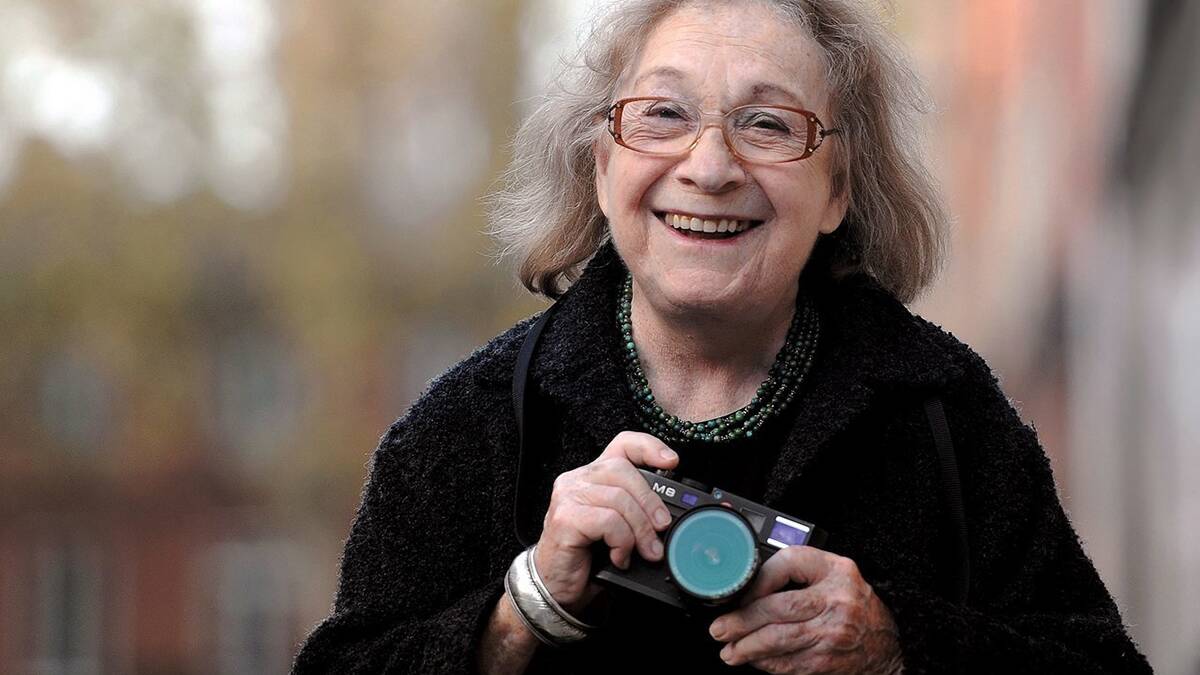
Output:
[{"xmin": 606, "ymin": 96, "xmax": 842, "ymax": 164}]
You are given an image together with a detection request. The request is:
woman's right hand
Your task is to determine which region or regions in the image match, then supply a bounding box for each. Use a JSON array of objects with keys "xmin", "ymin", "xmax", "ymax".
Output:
[{"xmin": 532, "ymin": 431, "xmax": 680, "ymax": 613}]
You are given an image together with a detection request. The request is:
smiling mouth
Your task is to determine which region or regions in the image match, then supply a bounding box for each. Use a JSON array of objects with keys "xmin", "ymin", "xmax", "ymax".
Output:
[{"xmin": 654, "ymin": 212, "xmax": 765, "ymax": 240}]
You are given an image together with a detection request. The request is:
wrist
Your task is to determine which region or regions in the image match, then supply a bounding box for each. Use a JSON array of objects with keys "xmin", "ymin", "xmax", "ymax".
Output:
[
  {"xmin": 505, "ymin": 546, "xmax": 595, "ymax": 646},
  {"xmin": 531, "ymin": 543, "xmax": 580, "ymax": 610},
  {"xmin": 477, "ymin": 593, "xmax": 539, "ymax": 675},
  {"xmin": 498, "ymin": 592, "xmax": 542, "ymax": 650},
  {"xmin": 532, "ymin": 544, "xmax": 605, "ymax": 616}
]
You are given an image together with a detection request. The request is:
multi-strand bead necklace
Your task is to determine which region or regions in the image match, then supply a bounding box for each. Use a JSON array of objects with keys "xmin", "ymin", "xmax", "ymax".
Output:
[{"xmin": 617, "ymin": 273, "xmax": 820, "ymax": 444}]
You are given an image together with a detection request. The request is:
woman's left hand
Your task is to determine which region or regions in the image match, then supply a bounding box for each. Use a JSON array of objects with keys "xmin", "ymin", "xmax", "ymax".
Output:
[{"xmin": 709, "ymin": 546, "xmax": 904, "ymax": 674}]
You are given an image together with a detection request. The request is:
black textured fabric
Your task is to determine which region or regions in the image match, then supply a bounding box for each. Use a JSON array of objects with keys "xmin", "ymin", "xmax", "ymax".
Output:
[{"xmin": 292, "ymin": 243, "xmax": 1151, "ymax": 674}]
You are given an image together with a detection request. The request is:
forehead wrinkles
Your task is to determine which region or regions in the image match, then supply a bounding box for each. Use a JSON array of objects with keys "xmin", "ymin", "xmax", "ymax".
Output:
[
  {"xmin": 628, "ymin": 15, "xmax": 829, "ymax": 109},
  {"xmin": 656, "ymin": 26, "xmax": 795, "ymax": 73}
]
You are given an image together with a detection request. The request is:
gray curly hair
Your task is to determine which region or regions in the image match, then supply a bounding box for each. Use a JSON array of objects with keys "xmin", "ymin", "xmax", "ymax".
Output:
[{"xmin": 488, "ymin": 0, "xmax": 948, "ymax": 304}]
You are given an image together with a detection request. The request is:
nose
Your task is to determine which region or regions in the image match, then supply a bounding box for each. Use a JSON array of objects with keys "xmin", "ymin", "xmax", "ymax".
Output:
[{"xmin": 673, "ymin": 125, "xmax": 746, "ymax": 193}]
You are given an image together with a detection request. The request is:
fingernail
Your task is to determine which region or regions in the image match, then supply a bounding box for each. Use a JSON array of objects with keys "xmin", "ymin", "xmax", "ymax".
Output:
[
  {"xmin": 709, "ymin": 620, "xmax": 726, "ymax": 639},
  {"xmin": 651, "ymin": 539, "xmax": 663, "ymax": 558},
  {"xmin": 660, "ymin": 448, "xmax": 677, "ymax": 461},
  {"xmin": 720, "ymin": 645, "xmax": 733, "ymax": 662},
  {"xmin": 654, "ymin": 508, "xmax": 670, "ymax": 527}
]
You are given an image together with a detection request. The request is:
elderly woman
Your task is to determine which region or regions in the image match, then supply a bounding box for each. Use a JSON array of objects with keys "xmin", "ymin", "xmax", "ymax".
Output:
[{"xmin": 294, "ymin": 1, "xmax": 1150, "ymax": 673}]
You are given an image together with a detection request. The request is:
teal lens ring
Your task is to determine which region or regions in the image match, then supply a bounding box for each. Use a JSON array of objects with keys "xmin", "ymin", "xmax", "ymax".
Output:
[{"xmin": 666, "ymin": 506, "xmax": 759, "ymax": 602}]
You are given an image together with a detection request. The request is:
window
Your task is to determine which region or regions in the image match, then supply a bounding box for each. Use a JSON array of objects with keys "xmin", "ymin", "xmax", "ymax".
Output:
[
  {"xmin": 212, "ymin": 540, "xmax": 293, "ymax": 675},
  {"xmin": 210, "ymin": 332, "xmax": 304, "ymax": 468},
  {"xmin": 38, "ymin": 351, "xmax": 112, "ymax": 456},
  {"xmin": 30, "ymin": 541, "xmax": 103, "ymax": 675}
]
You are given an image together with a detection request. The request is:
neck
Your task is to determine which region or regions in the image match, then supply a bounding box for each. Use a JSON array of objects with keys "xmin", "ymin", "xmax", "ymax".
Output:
[{"xmin": 629, "ymin": 278, "xmax": 798, "ymax": 421}]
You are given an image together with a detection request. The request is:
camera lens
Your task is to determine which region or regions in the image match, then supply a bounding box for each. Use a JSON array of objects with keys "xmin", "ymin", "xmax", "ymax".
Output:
[{"xmin": 666, "ymin": 506, "xmax": 758, "ymax": 603}]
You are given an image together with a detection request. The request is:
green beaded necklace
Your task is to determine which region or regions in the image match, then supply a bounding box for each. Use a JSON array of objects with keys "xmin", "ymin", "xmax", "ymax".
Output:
[{"xmin": 617, "ymin": 273, "xmax": 819, "ymax": 444}]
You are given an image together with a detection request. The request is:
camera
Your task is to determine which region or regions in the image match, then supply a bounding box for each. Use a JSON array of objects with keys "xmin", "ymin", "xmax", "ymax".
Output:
[{"xmin": 592, "ymin": 468, "xmax": 826, "ymax": 613}]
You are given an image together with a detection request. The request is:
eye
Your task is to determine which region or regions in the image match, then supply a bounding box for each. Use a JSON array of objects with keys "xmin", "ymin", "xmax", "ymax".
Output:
[
  {"xmin": 737, "ymin": 111, "xmax": 792, "ymax": 133},
  {"xmin": 643, "ymin": 100, "xmax": 693, "ymax": 121}
]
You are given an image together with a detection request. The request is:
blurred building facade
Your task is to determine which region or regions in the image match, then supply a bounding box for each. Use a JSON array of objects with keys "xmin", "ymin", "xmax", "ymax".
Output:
[
  {"xmin": 1071, "ymin": 1, "xmax": 1200, "ymax": 671},
  {"xmin": 0, "ymin": 0, "xmax": 1195, "ymax": 673},
  {"xmin": 0, "ymin": 1, "xmax": 532, "ymax": 673}
]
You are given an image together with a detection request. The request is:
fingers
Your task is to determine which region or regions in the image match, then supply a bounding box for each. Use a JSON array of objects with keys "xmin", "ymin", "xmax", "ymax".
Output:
[
  {"xmin": 709, "ymin": 551, "xmax": 884, "ymax": 672},
  {"xmin": 577, "ymin": 483, "xmax": 665, "ymax": 563},
  {"xmin": 710, "ymin": 588, "xmax": 827, "ymax": 643},
  {"xmin": 536, "ymin": 502, "xmax": 639, "ymax": 608},
  {"xmin": 583, "ymin": 431, "xmax": 681, "ymax": 559},
  {"xmin": 713, "ymin": 590, "xmax": 830, "ymax": 670},
  {"xmin": 741, "ymin": 545, "xmax": 837, "ymax": 604},
  {"xmin": 545, "ymin": 457, "xmax": 672, "ymax": 567},
  {"xmin": 570, "ymin": 505, "xmax": 638, "ymax": 568},
  {"xmin": 718, "ymin": 622, "xmax": 821, "ymax": 669},
  {"xmin": 589, "ymin": 455, "xmax": 673, "ymax": 525},
  {"xmin": 599, "ymin": 430, "xmax": 678, "ymax": 470},
  {"xmin": 535, "ymin": 431, "xmax": 679, "ymax": 603}
]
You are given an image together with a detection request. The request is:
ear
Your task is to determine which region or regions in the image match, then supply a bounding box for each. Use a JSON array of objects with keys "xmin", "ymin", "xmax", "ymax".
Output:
[
  {"xmin": 819, "ymin": 180, "xmax": 850, "ymax": 235},
  {"xmin": 593, "ymin": 134, "xmax": 612, "ymax": 219}
]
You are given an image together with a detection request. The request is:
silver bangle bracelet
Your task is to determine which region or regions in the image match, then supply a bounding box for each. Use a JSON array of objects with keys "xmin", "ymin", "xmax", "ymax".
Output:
[
  {"xmin": 527, "ymin": 544, "xmax": 595, "ymax": 632},
  {"xmin": 504, "ymin": 546, "xmax": 594, "ymax": 646}
]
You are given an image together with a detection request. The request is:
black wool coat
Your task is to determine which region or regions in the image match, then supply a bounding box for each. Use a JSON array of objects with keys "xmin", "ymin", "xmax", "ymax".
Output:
[{"xmin": 293, "ymin": 244, "xmax": 1151, "ymax": 674}]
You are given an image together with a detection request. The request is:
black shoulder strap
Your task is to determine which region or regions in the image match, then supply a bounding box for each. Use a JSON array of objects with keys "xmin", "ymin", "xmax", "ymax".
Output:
[
  {"xmin": 924, "ymin": 396, "xmax": 970, "ymax": 606},
  {"xmin": 512, "ymin": 306, "xmax": 557, "ymax": 548}
]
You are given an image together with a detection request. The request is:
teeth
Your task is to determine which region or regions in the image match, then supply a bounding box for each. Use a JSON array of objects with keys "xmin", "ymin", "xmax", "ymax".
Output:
[{"xmin": 664, "ymin": 212, "xmax": 753, "ymax": 234}]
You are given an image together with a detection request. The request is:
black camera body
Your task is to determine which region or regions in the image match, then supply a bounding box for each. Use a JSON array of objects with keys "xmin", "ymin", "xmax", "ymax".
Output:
[{"xmin": 593, "ymin": 468, "xmax": 826, "ymax": 613}]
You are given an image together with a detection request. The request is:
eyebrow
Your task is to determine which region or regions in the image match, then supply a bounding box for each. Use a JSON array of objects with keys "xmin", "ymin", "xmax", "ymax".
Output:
[
  {"xmin": 631, "ymin": 66, "xmax": 808, "ymax": 106},
  {"xmin": 632, "ymin": 65, "xmax": 689, "ymax": 89},
  {"xmin": 748, "ymin": 82, "xmax": 804, "ymax": 105}
]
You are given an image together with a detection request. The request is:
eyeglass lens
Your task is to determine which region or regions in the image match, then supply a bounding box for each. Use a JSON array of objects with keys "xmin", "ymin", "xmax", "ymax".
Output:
[{"xmin": 617, "ymin": 99, "xmax": 813, "ymax": 162}]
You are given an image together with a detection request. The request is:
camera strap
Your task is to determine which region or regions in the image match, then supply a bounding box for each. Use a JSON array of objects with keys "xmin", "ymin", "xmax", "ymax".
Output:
[
  {"xmin": 510, "ymin": 301, "xmax": 970, "ymax": 605},
  {"xmin": 512, "ymin": 305, "xmax": 557, "ymax": 549},
  {"xmin": 924, "ymin": 397, "xmax": 970, "ymax": 605}
]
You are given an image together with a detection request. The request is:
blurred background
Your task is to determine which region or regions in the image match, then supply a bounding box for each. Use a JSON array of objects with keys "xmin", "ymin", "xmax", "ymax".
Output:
[{"xmin": 0, "ymin": 0, "xmax": 1196, "ymax": 673}]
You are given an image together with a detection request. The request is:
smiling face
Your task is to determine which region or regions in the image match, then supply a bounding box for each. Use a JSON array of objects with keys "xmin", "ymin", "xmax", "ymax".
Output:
[{"xmin": 595, "ymin": 2, "xmax": 847, "ymax": 317}]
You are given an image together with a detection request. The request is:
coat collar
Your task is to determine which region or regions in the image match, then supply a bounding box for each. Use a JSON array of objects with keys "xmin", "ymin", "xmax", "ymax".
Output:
[{"xmin": 530, "ymin": 242, "xmax": 963, "ymax": 504}]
